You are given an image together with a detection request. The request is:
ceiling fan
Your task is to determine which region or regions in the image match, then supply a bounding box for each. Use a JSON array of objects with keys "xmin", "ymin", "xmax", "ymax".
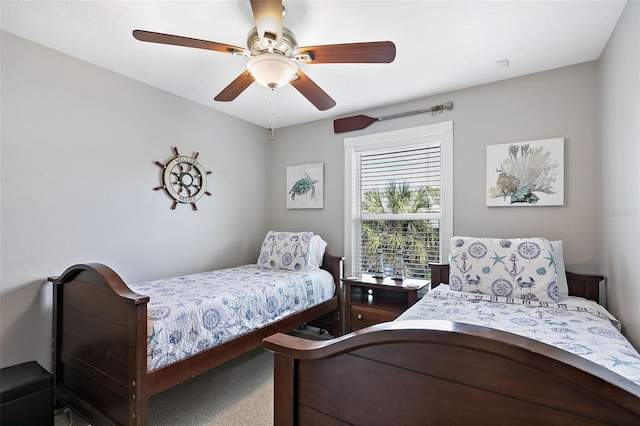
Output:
[{"xmin": 133, "ymin": 0, "xmax": 396, "ymax": 111}]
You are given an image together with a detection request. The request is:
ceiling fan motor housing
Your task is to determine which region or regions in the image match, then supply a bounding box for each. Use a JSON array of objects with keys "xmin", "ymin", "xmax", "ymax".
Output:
[
  {"xmin": 246, "ymin": 27, "xmax": 300, "ymax": 88},
  {"xmin": 247, "ymin": 26, "xmax": 297, "ymax": 56}
]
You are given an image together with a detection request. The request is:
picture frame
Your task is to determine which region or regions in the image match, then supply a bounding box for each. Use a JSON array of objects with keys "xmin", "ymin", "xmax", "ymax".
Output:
[
  {"xmin": 286, "ymin": 163, "xmax": 324, "ymax": 209},
  {"xmin": 486, "ymin": 137, "xmax": 564, "ymax": 207}
]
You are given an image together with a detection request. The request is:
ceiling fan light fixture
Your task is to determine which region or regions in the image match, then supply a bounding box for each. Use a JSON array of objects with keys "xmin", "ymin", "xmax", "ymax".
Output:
[{"xmin": 247, "ymin": 53, "xmax": 297, "ymax": 89}]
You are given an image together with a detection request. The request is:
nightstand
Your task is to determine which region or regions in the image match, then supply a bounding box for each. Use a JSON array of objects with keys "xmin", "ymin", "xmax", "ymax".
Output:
[{"xmin": 343, "ymin": 274, "xmax": 429, "ymax": 332}]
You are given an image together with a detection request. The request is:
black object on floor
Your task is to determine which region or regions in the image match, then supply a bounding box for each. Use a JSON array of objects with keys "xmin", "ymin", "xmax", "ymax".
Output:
[{"xmin": 0, "ymin": 361, "xmax": 54, "ymax": 426}]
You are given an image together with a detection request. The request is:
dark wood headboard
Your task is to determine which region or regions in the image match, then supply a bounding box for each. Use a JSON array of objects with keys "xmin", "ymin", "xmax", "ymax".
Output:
[{"xmin": 429, "ymin": 263, "xmax": 604, "ymax": 304}]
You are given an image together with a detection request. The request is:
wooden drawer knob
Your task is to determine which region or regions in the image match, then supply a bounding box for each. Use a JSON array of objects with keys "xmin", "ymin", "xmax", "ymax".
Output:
[{"xmin": 357, "ymin": 313, "xmax": 363, "ymax": 320}]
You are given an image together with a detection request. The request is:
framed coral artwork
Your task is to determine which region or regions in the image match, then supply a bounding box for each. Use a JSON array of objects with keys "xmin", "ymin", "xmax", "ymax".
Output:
[
  {"xmin": 286, "ymin": 163, "xmax": 324, "ymax": 209},
  {"xmin": 486, "ymin": 138, "xmax": 564, "ymax": 207}
]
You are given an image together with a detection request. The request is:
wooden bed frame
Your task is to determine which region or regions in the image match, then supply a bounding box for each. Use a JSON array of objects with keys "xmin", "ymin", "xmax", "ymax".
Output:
[
  {"xmin": 49, "ymin": 252, "xmax": 343, "ymax": 426},
  {"xmin": 264, "ymin": 264, "xmax": 640, "ymax": 425}
]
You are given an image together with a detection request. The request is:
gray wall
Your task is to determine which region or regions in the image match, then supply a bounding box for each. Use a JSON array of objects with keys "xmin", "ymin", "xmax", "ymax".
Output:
[
  {"xmin": 269, "ymin": 62, "xmax": 601, "ymax": 276},
  {"xmin": 1, "ymin": 32, "xmax": 269, "ymax": 369},
  {"xmin": 598, "ymin": 0, "xmax": 640, "ymax": 348}
]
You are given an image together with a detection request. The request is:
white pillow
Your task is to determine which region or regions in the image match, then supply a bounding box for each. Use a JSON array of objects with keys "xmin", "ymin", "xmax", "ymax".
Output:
[
  {"xmin": 257, "ymin": 231, "xmax": 314, "ymax": 271},
  {"xmin": 307, "ymin": 235, "xmax": 328, "ymax": 270},
  {"xmin": 449, "ymin": 236, "xmax": 559, "ymax": 302},
  {"xmin": 550, "ymin": 240, "xmax": 568, "ymax": 298}
]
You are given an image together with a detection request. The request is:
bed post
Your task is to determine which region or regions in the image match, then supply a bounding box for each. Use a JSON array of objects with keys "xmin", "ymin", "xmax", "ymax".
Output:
[
  {"xmin": 313, "ymin": 253, "xmax": 344, "ymax": 336},
  {"xmin": 273, "ymin": 354, "xmax": 295, "ymax": 425},
  {"xmin": 130, "ymin": 298, "xmax": 148, "ymax": 425},
  {"xmin": 428, "ymin": 263, "xmax": 449, "ymax": 288}
]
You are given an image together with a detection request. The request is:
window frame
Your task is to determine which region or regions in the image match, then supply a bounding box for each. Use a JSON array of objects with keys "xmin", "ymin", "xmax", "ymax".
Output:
[{"xmin": 343, "ymin": 121, "xmax": 453, "ymax": 278}]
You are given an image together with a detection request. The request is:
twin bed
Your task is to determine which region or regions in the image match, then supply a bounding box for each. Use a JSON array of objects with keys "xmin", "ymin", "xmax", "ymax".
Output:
[
  {"xmin": 264, "ymin": 237, "xmax": 640, "ymax": 425},
  {"xmin": 49, "ymin": 231, "xmax": 342, "ymax": 425},
  {"xmin": 51, "ymin": 234, "xmax": 640, "ymax": 425}
]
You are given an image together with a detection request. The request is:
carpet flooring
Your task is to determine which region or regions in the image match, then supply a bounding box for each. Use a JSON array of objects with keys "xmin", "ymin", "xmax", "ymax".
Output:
[
  {"xmin": 54, "ymin": 326, "xmax": 332, "ymax": 425},
  {"xmin": 149, "ymin": 347, "xmax": 273, "ymax": 425}
]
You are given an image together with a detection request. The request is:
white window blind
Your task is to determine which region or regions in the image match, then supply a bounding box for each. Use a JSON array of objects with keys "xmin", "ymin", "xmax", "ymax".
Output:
[{"xmin": 344, "ymin": 122, "xmax": 453, "ymax": 280}]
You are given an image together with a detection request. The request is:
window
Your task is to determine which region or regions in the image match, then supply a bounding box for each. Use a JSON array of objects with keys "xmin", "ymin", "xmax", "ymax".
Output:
[{"xmin": 344, "ymin": 121, "xmax": 453, "ymax": 279}]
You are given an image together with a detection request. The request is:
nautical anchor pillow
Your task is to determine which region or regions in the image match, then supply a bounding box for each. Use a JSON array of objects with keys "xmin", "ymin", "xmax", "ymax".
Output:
[
  {"xmin": 448, "ymin": 237, "xmax": 559, "ymax": 302},
  {"xmin": 258, "ymin": 231, "xmax": 314, "ymax": 272}
]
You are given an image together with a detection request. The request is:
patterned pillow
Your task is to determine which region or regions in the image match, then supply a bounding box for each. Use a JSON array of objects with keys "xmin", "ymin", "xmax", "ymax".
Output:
[
  {"xmin": 257, "ymin": 231, "xmax": 314, "ymax": 272},
  {"xmin": 449, "ymin": 237, "xmax": 559, "ymax": 302}
]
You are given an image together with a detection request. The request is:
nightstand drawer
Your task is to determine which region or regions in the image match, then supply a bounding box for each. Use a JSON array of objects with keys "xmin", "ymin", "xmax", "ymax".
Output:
[{"xmin": 351, "ymin": 305, "xmax": 400, "ymax": 330}]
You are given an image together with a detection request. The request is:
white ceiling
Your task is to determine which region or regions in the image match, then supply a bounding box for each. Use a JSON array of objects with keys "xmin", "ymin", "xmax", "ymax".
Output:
[{"xmin": 1, "ymin": 0, "xmax": 627, "ymax": 129}]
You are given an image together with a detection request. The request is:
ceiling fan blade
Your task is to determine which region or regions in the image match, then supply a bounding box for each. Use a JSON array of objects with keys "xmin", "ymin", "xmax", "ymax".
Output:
[
  {"xmin": 289, "ymin": 70, "xmax": 336, "ymax": 111},
  {"xmin": 250, "ymin": 0, "xmax": 283, "ymax": 46},
  {"xmin": 295, "ymin": 41, "xmax": 396, "ymax": 64},
  {"xmin": 133, "ymin": 30, "xmax": 247, "ymax": 55},
  {"xmin": 214, "ymin": 70, "xmax": 255, "ymax": 102}
]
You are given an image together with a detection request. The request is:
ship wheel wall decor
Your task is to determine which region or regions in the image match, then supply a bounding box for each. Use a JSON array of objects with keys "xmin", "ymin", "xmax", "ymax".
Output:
[{"xmin": 154, "ymin": 147, "xmax": 212, "ymax": 210}]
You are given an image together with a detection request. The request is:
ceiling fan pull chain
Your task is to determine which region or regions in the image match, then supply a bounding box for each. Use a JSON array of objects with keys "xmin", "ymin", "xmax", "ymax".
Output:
[{"xmin": 268, "ymin": 89, "xmax": 276, "ymax": 142}]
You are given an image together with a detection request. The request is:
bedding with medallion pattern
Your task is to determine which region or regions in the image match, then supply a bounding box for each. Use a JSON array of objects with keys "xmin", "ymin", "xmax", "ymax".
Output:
[
  {"xmin": 129, "ymin": 264, "xmax": 334, "ymax": 372},
  {"xmin": 396, "ymin": 285, "xmax": 640, "ymax": 385},
  {"xmin": 449, "ymin": 236, "xmax": 560, "ymax": 302},
  {"xmin": 258, "ymin": 231, "xmax": 315, "ymax": 271}
]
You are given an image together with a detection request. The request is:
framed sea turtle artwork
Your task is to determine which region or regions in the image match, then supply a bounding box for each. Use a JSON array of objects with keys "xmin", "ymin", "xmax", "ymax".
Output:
[
  {"xmin": 486, "ymin": 137, "xmax": 564, "ymax": 207},
  {"xmin": 286, "ymin": 163, "xmax": 324, "ymax": 209}
]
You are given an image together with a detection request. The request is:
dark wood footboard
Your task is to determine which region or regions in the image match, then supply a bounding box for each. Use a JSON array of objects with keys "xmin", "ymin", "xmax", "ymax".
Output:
[
  {"xmin": 49, "ymin": 252, "xmax": 343, "ymax": 425},
  {"xmin": 50, "ymin": 263, "xmax": 149, "ymax": 425},
  {"xmin": 264, "ymin": 320, "xmax": 640, "ymax": 425}
]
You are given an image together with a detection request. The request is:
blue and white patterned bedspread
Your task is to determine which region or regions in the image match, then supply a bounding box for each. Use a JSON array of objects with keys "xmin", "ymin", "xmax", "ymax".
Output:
[
  {"xmin": 396, "ymin": 285, "xmax": 640, "ymax": 386},
  {"xmin": 129, "ymin": 265, "xmax": 335, "ymax": 372}
]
